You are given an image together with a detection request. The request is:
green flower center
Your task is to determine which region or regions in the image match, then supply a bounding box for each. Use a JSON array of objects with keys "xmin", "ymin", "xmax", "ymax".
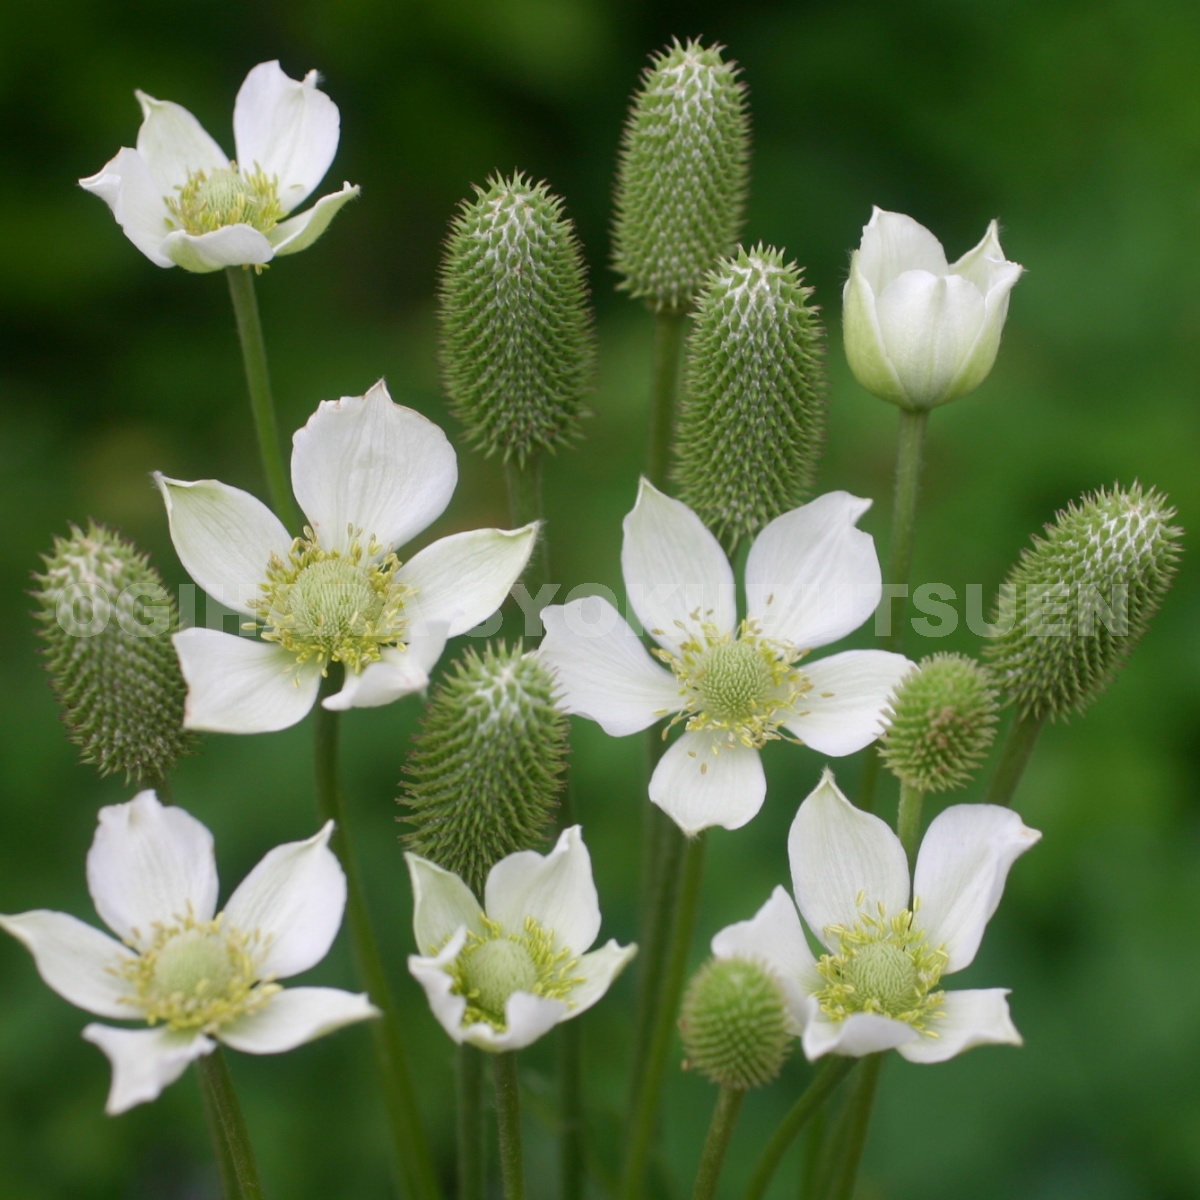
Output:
[{"xmin": 166, "ymin": 164, "xmax": 285, "ymax": 236}]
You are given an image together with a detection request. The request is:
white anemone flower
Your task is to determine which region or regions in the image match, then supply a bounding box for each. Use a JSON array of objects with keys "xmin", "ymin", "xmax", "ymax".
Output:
[
  {"xmin": 80, "ymin": 60, "xmax": 359, "ymax": 273},
  {"xmin": 538, "ymin": 480, "xmax": 913, "ymax": 834},
  {"xmin": 0, "ymin": 791, "xmax": 377, "ymax": 1114},
  {"xmin": 157, "ymin": 380, "xmax": 536, "ymax": 734},
  {"xmin": 406, "ymin": 827, "xmax": 636, "ymax": 1052},
  {"xmin": 713, "ymin": 771, "xmax": 1039, "ymax": 1063}
]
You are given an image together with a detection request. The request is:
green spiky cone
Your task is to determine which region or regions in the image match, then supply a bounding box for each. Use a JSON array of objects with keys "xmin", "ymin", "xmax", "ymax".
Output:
[
  {"xmin": 612, "ymin": 38, "xmax": 751, "ymax": 314},
  {"xmin": 401, "ymin": 641, "xmax": 568, "ymax": 895},
  {"xmin": 673, "ymin": 245, "xmax": 826, "ymax": 549},
  {"xmin": 439, "ymin": 173, "xmax": 595, "ymax": 466},
  {"xmin": 984, "ymin": 484, "xmax": 1182, "ymax": 720},
  {"xmin": 32, "ymin": 522, "xmax": 193, "ymax": 784}
]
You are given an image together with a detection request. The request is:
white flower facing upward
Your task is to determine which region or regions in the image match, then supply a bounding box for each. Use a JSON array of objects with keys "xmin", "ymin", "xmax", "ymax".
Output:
[
  {"xmin": 407, "ymin": 827, "xmax": 636, "ymax": 1052},
  {"xmin": 713, "ymin": 771, "xmax": 1039, "ymax": 1064},
  {"xmin": 80, "ymin": 61, "xmax": 359, "ymax": 273},
  {"xmin": 157, "ymin": 380, "xmax": 537, "ymax": 734},
  {"xmin": 0, "ymin": 792, "xmax": 377, "ymax": 1114},
  {"xmin": 842, "ymin": 207, "xmax": 1023, "ymax": 411},
  {"xmin": 538, "ymin": 480, "xmax": 913, "ymax": 834}
]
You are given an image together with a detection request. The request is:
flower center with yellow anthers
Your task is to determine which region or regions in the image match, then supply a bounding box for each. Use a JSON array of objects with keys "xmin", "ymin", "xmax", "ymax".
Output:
[
  {"xmin": 446, "ymin": 915, "xmax": 584, "ymax": 1031},
  {"xmin": 254, "ymin": 530, "xmax": 416, "ymax": 673},
  {"xmin": 166, "ymin": 164, "xmax": 286, "ymax": 236},
  {"xmin": 814, "ymin": 897, "xmax": 949, "ymax": 1035},
  {"xmin": 119, "ymin": 912, "xmax": 279, "ymax": 1033}
]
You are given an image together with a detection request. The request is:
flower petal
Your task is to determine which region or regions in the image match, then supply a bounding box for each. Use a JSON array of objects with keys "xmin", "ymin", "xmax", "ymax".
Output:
[
  {"xmin": 0, "ymin": 911, "xmax": 135, "ymax": 1018},
  {"xmin": 945, "ymin": 257, "xmax": 1023, "ymax": 401},
  {"xmin": 895, "ymin": 988, "xmax": 1021, "ymax": 1064},
  {"xmin": 485, "ymin": 826, "xmax": 600, "ymax": 955},
  {"xmin": 270, "ymin": 182, "xmax": 360, "ymax": 255},
  {"xmin": 855, "ymin": 207, "xmax": 948, "ymax": 294},
  {"xmin": 174, "ymin": 629, "xmax": 323, "ymax": 734},
  {"xmin": 408, "ymin": 930, "xmax": 473, "ymax": 1043},
  {"xmin": 480, "ymin": 992, "xmax": 569, "ymax": 1052},
  {"xmin": 913, "ymin": 805, "xmax": 1040, "ymax": 973},
  {"xmin": 801, "ymin": 1007, "xmax": 917, "ymax": 1060},
  {"xmin": 134, "ymin": 91, "xmax": 228, "ymax": 191},
  {"xmin": 788, "ymin": 771, "xmax": 909, "ymax": 948},
  {"xmin": 87, "ymin": 790, "xmax": 218, "ymax": 949},
  {"xmin": 650, "ymin": 731, "xmax": 766, "ymax": 835},
  {"xmin": 79, "ymin": 147, "xmax": 173, "ymax": 267},
  {"xmin": 948, "ymin": 219, "xmax": 1005, "ymax": 291},
  {"xmin": 223, "ymin": 822, "xmax": 345, "ymax": 979},
  {"xmin": 621, "ymin": 478, "xmax": 735, "ymax": 654},
  {"xmin": 218, "ymin": 987, "xmax": 378, "ymax": 1054},
  {"xmin": 154, "ymin": 473, "xmax": 293, "ymax": 616},
  {"xmin": 291, "ymin": 381, "xmax": 457, "ymax": 554},
  {"xmin": 784, "ymin": 650, "xmax": 914, "ymax": 756},
  {"xmin": 744, "ymin": 492, "xmax": 881, "ymax": 649},
  {"xmin": 321, "ymin": 624, "xmax": 449, "ymax": 712},
  {"xmin": 82, "ymin": 1024, "xmax": 215, "ymax": 1114},
  {"xmin": 162, "ymin": 225, "xmax": 275, "ymax": 273},
  {"xmin": 233, "ymin": 62, "xmax": 340, "ymax": 212},
  {"xmin": 405, "ymin": 853, "xmax": 486, "ymax": 954},
  {"xmin": 568, "ymin": 940, "xmax": 638, "ymax": 1015},
  {"xmin": 842, "ymin": 256, "xmax": 905, "ymax": 405}
]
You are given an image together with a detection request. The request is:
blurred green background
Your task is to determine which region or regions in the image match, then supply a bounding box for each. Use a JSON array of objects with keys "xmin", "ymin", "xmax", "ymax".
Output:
[{"xmin": 2, "ymin": 0, "xmax": 1199, "ymax": 1197}]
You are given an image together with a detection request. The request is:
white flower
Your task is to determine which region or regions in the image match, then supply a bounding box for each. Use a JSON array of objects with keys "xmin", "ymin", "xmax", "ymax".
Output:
[
  {"xmin": 157, "ymin": 380, "xmax": 537, "ymax": 734},
  {"xmin": 537, "ymin": 480, "xmax": 913, "ymax": 834},
  {"xmin": 842, "ymin": 207, "xmax": 1023, "ymax": 410},
  {"xmin": 0, "ymin": 791, "xmax": 377, "ymax": 1114},
  {"xmin": 406, "ymin": 827, "xmax": 636, "ymax": 1052},
  {"xmin": 80, "ymin": 61, "xmax": 359, "ymax": 273},
  {"xmin": 712, "ymin": 771, "xmax": 1039, "ymax": 1064}
]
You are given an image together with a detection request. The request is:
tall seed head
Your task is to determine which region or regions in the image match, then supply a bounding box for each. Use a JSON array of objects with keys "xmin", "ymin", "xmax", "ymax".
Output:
[{"xmin": 612, "ymin": 38, "xmax": 751, "ymax": 314}]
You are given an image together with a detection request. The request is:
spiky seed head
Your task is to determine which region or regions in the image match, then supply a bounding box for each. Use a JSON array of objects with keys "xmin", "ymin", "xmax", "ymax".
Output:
[
  {"xmin": 880, "ymin": 654, "xmax": 999, "ymax": 792},
  {"xmin": 439, "ymin": 172, "xmax": 595, "ymax": 465},
  {"xmin": 984, "ymin": 483, "xmax": 1182, "ymax": 720},
  {"xmin": 680, "ymin": 956, "xmax": 792, "ymax": 1090},
  {"xmin": 31, "ymin": 522, "xmax": 193, "ymax": 784},
  {"xmin": 673, "ymin": 245, "xmax": 827, "ymax": 550},
  {"xmin": 612, "ymin": 38, "xmax": 751, "ymax": 314},
  {"xmin": 400, "ymin": 641, "xmax": 568, "ymax": 894}
]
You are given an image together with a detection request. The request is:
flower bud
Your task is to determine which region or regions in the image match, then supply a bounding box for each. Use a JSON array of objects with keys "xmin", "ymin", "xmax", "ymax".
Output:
[{"xmin": 843, "ymin": 207, "xmax": 1022, "ymax": 411}]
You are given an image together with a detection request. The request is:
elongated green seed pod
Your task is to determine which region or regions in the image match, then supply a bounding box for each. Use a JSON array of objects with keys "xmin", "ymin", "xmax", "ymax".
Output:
[
  {"xmin": 400, "ymin": 641, "xmax": 568, "ymax": 894},
  {"xmin": 673, "ymin": 245, "xmax": 826, "ymax": 549},
  {"xmin": 984, "ymin": 484, "xmax": 1181, "ymax": 719},
  {"xmin": 612, "ymin": 38, "xmax": 751, "ymax": 314},
  {"xmin": 32, "ymin": 522, "xmax": 193, "ymax": 784},
  {"xmin": 439, "ymin": 172, "xmax": 594, "ymax": 465}
]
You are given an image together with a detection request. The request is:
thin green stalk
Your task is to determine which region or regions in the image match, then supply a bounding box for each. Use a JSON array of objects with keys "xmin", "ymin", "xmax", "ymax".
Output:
[
  {"xmin": 896, "ymin": 783, "xmax": 924, "ymax": 867},
  {"xmin": 692, "ymin": 1087, "xmax": 745, "ymax": 1200},
  {"xmin": 823, "ymin": 1054, "xmax": 884, "ymax": 1200},
  {"xmin": 224, "ymin": 266, "xmax": 300, "ymax": 530},
  {"xmin": 646, "ymin": 310, "xmax": 688, "ymax": 488},
  {"xmin": 494, "ymin": 1052, "xmax": 525, "ymax": 1200},
  {"xmin": 457, "ymin": 1046, "xmax": 485, "ymax": 1200},
  {"xmin": 198, "ymin": 1049, "xmax": 265, "ymax": 1200},
  {"xmin": 559, "ymin": 1019, "xmax": 584, "ymax": 1200},
  {"xmin": 505, "ymin": 455, "xmax": 550, "ymax": 597},
  {"xmin": 983, "ymin": 709, "xmax": 1045, "ymax": 808},
  {"xmin": 313, "ymin": 675, "xmax": 441, "ymax": 1200}
]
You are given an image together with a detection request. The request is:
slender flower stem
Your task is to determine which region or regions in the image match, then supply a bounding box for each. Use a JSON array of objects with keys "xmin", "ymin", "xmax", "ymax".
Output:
[
  {"xmin": 896, "ymin": 782, "xmax": 924, "ymax": 867},
  {"xmin": 646, "ymin": 310, "xmax": 689, "ymax": 488},
  {"xmin": 224, "ymin": 266, "xmax": 300, "ymax": 531},
  {"xmin": 494, "ymin": 1052, "xmax": 525, "ymax": 1200},
  {"xmin": 691, "ymin": 1087, "xmax": 745, "ymax": 1200},
  {"xmin": 983, "ymin": 709, "xmax": 1045, "ymax": 808},
  {"xmin": 197, "ymin": 1049, "xmax": 265, "ymax": 1200},
  {"xmin": 313, "ymin": 675, "xmax": 442, "ymax": 1200},
  {"xmin": 457, "ymin": 1046, "xmax": 485, "ymax": 1200},
  {"xmin": 558, "ymin": 1019, "xmax": 585, "ymax": 1200},
  {"xmin": 823, "ymin": 1054, "xmax": 884, "ymax": 1200},
  {"xmin": 505, "ymin": 455, "xmax": 550, "ymax": 599}
]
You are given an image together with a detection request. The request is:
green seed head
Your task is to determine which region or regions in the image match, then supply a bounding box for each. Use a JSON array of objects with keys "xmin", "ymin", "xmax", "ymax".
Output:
[
  {"xmin": 461, "ymin": 939, "xmax": 539, "ymax": 1023},
  {"xmin": 843, "ymin": 941, "xmax": 920, "ymax": 1017},
  {"xmin": 697, "ymin": 640, "xmax": 775, "ymax": 724}
]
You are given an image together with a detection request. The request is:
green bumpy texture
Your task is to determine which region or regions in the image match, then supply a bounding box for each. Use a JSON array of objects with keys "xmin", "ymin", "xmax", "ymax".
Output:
[
  {"xmin": 612, "ymin": 38, "xmax": 751, "ymax": 314},
  {"xmin": 439, "ymin": 173, "xmax": 594, "ymax": 465},
  {"xmin": 674, "ymin": 245, "xmax": 827, "ymax": 550},
  {"xmin": 984, "ymin": 484, "xmax": 1181, "ymax": 720},
  {"xmin": 400, "ymin": 641, "xmax": 568, "ymax": 895},
  {"xmin": 32, "ymin": 522, "xmax": 192, "ymax": 784}
]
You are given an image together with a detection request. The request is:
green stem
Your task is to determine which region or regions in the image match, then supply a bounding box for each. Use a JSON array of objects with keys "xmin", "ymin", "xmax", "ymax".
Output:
[
  {"xmin": 691, "ymin": 1087, "xmax": 745, "ymax": 1200},
  {"xmin": 197, "ymin": 1049, "xmax": 265, "ymax": 1200},
  {"xmin": 896, "ymin": 783, "xmax": 924, "ymax": 867},
  {"xmin": 494, "ymin": 1052, "xmax": 525, "ymax": 1200},
  {"xmin": 646, "ymin": 311, "xmax": 688, "ymax": 488},
  {"xmin": 824, "ymin": 1054, "xmax": 884, "ymax": 1200},
  {"xmin": 982, "ymin": 709, "xmax": 1045, "ymax": 808},
  {"xmin": 224, "ymin": 267, "xmax": 300, "ymax": 530},
  {"xmin": 558, "ymin": 1020, "xmax": 584, "ymax": 1200},
  {"xmin": 882, "ymin": 408, "xmax": 929, "ymax": 654},
  {"xmin": 505, "ymin": 455, "xmax": 550, "ymax": 599},
  {"xmin": 313, "ymin": 675, "xmax": 441, "ymax": 1200},
  {"xmin": 743, "ymin": 1057, "xmax": 856, "ymax": 1200},
  {"xmin": 457, "ymin": 1046, "xmax": 485, "ymax": 1200}
]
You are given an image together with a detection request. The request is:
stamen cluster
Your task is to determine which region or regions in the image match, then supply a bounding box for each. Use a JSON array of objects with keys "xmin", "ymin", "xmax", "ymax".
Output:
[{"xmin": 166, "ymin": 164, "xmax": 285, "ymax": 235}]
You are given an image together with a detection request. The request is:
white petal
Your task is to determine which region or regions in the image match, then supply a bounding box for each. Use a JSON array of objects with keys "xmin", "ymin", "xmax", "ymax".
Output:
[
  {"xmin": 174, "ymin": 629, "xmax": 323, "ymax": 734},
  {"xmin": 568, "ymin": 940, "xmax": 637, "ymax": 1014},
  {"xmin": 801, "ymin": 1007, "xmax": 917, "ymax": 1060},
  {"xmin": 83, "ymin": 1024, "xmax": 215, "ymax": 1114},
  {"xmin": 270, "ymin": 182, "xmax": 360, "ymax": 255},
  {"xmin": 856, "ymin": 207, "xmax": 948, "ymax": 293},
  {"xmin": 895, "ymin": 989, "xmax": 1021, "ymax": 1064},
  {"xmin": 537, "ymin": 599, "xmax": 681, "ymax": 736},
  {"xmin": 407, "ymin": 930, "xmax": 472, "ymax": 1043},
  {"xmin": 945, "ymin": 257, "xmax": 1023, "ymax": 401},
  {"xmin": 0, "ymin": 911, "xmax": 135, "ymax": 1018},
  {"xmin": 79, "ymin": 147, "xmax": 173, "ymax": 267},
  {"xmin": 162, "ymin": 225, "xmax": 275, "ymax": 273},
  {"xmin": 948, "ymin": 219, "xmax": 1006, "ymax": 291},
  {"xmin": 913, "ymin": 805, "xmax": 1040, "ymax": 973},
  {"xmin": 155, "ymin": 473, "xmax": 292, "ymax": 616},
  {"xmin": 397, "ymin": 525, "xmax": 536, "ymax": 638},
  {"xmin": 842, "ymin": 254, "xmax": 904, "ymax": 405},
  {"xmin": 784, "ymin": 650, "xmax": 914, "ymax": 756},
  {"xmin": 649, "ymin": 731, "xmax": 765, "ymax": 835},
  {"xmin": 321, "ymin": 625, "xmax": 449, "ymax": 712},
  {"xmin": 291, "ymin": 381, "xmax": 457, "ymax": 554},
  {"xmin": 745, "ymin": 492, "xmax": 881, "ymax": 649},
  {"xmin": 477, "ymin": 991, "xmax": 569, "ymax": 1052},
  {"xmin": 218, "ymin": 987, "xmax": 377, "ymax": 1054},
  {"xmin": 485, "ymin": 827, "xmax": 601, "ymax": 954},
  {"xmin": 621, "ymin": 479, "xmax": 735, "ymax": 654},
  {"xmin": 788, "ymin": 771, "xmax": 909, "ymax": 948},
  {"xmin": 223, "ymin": 822, "xmax": 346, "ymax": 979},
  {"xmin": 134, "ymin": 92, "xmax": 228, "ymax": 191},
  {"xmin": 233, "ymin": 62, "xmax": 340, "ymax": 212},
  {"xmin": 87, "ymin": 790, "xmax": 218, "ymax": 949},
  {"xmin": 405, "ymin": 854, "xmax": 486, "ymax": 954}
]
